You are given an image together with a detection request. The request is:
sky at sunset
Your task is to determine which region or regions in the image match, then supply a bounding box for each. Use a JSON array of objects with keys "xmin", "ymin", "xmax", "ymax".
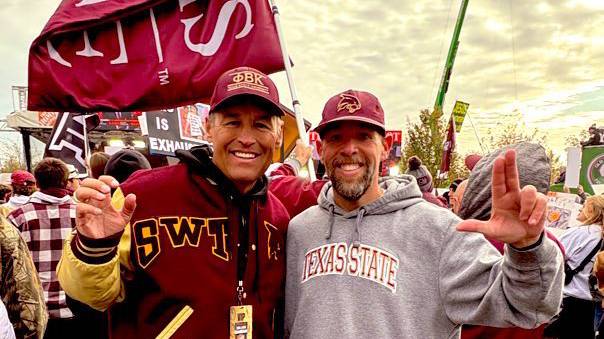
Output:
[{"xmin": 1, "ymin": 0, "xmax": 603, "ymax": 158}]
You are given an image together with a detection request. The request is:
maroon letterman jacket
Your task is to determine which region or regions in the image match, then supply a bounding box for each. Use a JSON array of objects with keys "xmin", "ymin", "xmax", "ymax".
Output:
[{"xmin": 71, "ymin": 146, "xmax": 290, "ymax": 338}]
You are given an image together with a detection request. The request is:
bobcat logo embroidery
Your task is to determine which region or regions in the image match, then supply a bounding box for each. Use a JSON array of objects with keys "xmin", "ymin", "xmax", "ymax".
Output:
[{"xmin": 337, "ymin": 93, "xmax": 361, "ymax": 114}]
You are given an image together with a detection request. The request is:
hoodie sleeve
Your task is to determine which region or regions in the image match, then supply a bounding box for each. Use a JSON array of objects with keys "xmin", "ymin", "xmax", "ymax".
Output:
[{"xmin": 438, "ymin": 219, "xmax": 564, "ymax": 328}]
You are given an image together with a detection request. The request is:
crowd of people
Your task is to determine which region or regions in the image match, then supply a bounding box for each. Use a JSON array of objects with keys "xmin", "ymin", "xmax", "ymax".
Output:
[{"xmin": 0, "ymin": 66, "xmax": 601, "ymax": 338}]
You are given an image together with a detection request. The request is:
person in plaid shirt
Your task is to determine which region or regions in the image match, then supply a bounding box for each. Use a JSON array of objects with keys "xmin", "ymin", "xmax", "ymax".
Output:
[{"xmin": 8, "ymin": 158, "xmax": 78, "ymax": 338}]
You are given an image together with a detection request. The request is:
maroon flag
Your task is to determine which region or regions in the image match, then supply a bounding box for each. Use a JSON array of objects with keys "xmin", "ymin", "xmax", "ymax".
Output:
[
  {"xmin": 28, "ymin": 0, "xmax": 285, "ymax": 112},
  {"xmin": 439, "ymin": 117, "xmax": 456, "ymax": 176}
]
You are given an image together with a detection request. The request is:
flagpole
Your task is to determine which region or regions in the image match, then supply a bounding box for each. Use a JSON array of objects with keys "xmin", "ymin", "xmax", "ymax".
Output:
[
  {"xmin": 268, "ymin": 0, "xmax": 316, "ymax": 181},
  {"xmin": 83, "ymin": 114, "xmax": 91, "ymax": 176},
  {"xmin": 466, "ymin": 112, "xmax": 487, "ymax": 154}
]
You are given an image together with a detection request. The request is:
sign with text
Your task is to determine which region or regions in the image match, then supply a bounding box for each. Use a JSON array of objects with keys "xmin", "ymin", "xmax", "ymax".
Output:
[
  {"xmin": 145, "ymin": 107, "xmax": 210, "ymax": 156},
  {"xmin": 381, "ymin": 130, "xmax": 402, "ymax": 176},
  {"xmin": 452, "ymin": 101, "xmax": 469, "ymax": 133},
  {"xmin": 28, "ymin": 0, "xmax": 285, "ymax": 112},
  {"xmin": 385, "ymin": 130, "xmax": 403, "ymax": 161}
]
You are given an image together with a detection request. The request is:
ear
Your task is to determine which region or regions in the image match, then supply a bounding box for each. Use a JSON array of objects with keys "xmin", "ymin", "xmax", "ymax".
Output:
[
  {"xmin": 204, "ymin": 117, "xmax": 214, "ymax": 143},
  {"xmin": 381, "ymin": 133, "xmax": 393, "ymax": 162},
  {"xmin": 274, "ymin": 120, "xmax": 284, "ymax": 149}
]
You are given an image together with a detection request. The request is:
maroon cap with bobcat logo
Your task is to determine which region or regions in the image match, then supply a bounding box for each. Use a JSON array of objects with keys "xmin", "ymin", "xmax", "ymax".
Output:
[
  {"xmin": 314, "ymin": 89, "xmax": 385, "ymax": 135},
  {"xmin": 210, "ymin": 66, "xmax": 284, "ymax": 116}
]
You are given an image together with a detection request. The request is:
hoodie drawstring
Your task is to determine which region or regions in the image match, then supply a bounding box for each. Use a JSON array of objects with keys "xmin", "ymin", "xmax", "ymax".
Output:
[
  {"xmin": 325, "ymin": 205, "xmax": 335, "ymax": 240},
  {"xmin": 353, "ymin": 207, "xmax": 366, "ymax": 248}
]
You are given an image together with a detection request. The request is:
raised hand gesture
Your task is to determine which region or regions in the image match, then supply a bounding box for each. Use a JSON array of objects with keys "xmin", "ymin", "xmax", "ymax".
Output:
[
  {"xmin": 456, "ymin": 150, "xmax": 547, "ymax": 248},
  {"xmin": 74, "ymin": 175, "xmax": 137, "ymax": 239}
]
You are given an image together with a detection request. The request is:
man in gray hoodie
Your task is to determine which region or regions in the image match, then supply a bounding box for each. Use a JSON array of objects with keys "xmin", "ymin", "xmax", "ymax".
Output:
[{"xmin": 285, "ymin": 90, "xmax": 564, "ymax": 338}]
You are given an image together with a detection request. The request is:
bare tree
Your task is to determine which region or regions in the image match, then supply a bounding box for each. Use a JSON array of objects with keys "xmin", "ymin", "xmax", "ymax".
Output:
[{"xmin": 0, "ymin": 138, "xmax": 43, "ymax": 173}]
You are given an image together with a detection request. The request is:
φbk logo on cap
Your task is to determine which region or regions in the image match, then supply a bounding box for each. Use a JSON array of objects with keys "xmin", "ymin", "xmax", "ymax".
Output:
[
  {"xmin": 210, "ymin": 66, "xmax": 284, "ymax": 116},
  {"xmin": 314, "ymin": 89, "xmax": 385, "ymax": 135},
  {"xmin": 227, "ymin": 70, "xmax": 269, "ymax": 95}
]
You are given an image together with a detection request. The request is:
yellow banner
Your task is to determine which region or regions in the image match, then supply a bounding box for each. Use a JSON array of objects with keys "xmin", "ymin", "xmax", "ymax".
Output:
[{"xmin": 452, "ymin": 101, "xmax": 469, "ymax": 133}]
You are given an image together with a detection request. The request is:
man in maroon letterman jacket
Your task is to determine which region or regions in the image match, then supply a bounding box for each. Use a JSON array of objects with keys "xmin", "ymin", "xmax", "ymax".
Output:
[{"xmin": 57, "ymin": 67, "xmax": 290, "ymax": 338}]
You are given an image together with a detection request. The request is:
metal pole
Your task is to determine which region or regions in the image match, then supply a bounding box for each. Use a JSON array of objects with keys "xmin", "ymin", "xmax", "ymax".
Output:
[
  {"xmin": 466, "ymin": 112, "xmax": 487, "ymax": 154},
  {"xmin": 434, "ymin": 0, "xmax": 470, "ymax": 113},
  {"xmin": 268, "ymin": 0, "xmax": 316, "ymax": 181},
  {"xmin": 22, "ymin": 131, "xmax": 32, "ymax": 172}
]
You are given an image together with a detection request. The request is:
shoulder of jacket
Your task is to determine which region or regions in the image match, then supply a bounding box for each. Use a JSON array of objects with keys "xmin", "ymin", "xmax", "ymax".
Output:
[
  {"xmin": 121, "ymin": 164, "xmax": 188, "ymax": 189},
  {"xmin": 264, "ymin": 192, "xmax": 291, "ymax": 223}
]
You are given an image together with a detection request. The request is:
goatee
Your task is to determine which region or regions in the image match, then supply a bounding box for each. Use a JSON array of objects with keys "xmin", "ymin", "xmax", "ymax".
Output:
[{"xmin": 328, "ymin": 161, "xmax": 375, "ymax": 201}]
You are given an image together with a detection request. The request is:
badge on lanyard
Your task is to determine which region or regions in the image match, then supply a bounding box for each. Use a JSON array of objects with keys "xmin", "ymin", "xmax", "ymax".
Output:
[{"xmin": 230, "ymin": 305, "xmax": 252, "ymax": 339}]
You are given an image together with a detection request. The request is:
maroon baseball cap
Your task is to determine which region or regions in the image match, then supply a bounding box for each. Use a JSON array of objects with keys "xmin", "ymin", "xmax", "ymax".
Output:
[
  {"xmin": 11, "ymin": 170, "xmax": 35, "ymax": 185},
  {"xmin": 209, "ymin": 67, "xmax": 284, "ymax": 116},
  {"xmin": 314, "ymin": 89, "xmax": 385, "ymax": 135}
]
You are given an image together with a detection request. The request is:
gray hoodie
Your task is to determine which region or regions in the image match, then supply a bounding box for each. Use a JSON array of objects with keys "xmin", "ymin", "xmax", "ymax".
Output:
[{"xmin": 285, "ymin": 175, "xmax": 563, "ymax": 339}]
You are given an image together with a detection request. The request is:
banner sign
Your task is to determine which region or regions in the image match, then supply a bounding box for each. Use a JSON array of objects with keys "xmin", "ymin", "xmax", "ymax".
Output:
[
  {"xmin": 452, "ymin": 101, "xmax": 469, "ymax": 133},
  {"xmin": 145, "ymin": 104, "xmax": 210, "ymax": 156},
  {"xmin": 28, "ymin": 0, "xmax": 285, "ymax": 112},
  {"xmin": 37, "ymin": 112, "xmax": 59, "ymax": 127}
]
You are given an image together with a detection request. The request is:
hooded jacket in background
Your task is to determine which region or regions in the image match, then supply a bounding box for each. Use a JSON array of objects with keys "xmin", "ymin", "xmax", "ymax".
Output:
[
  {"xmin": 0, "ymin": 195, "xmax": 31, "ymax": 218},
  {"xmin": 285, "ymin": 175, "xmax": 564, "ymax": 339}
]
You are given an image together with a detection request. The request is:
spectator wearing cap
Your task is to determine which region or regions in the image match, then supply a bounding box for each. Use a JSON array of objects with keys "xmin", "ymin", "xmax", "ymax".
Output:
[
  {"xmin": 7, "ymin": 158, "xmax": 78, "ymax": 338},
  {"xmin": 0, "ymin": 170, "xmax": 37, "ymax": 217},
  {"xmin": 58, "ymin": 67, "xmax": 292, "ymax": 338},
  {"xmin": 0, "ymin": 172, "xmax": 47, "ymax": 338},
  {"xmin": 405, "ymin": 156, "xmax": 445, "ymax": 207},
  {"xmin": 65, "ymin": 164, "xmax": 87, "ymax": 194}
]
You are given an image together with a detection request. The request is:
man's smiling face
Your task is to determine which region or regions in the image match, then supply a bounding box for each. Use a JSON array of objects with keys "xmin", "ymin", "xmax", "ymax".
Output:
[{"xmin": 206, "ymin": 102, "xmax": 282, "ymax": 193}]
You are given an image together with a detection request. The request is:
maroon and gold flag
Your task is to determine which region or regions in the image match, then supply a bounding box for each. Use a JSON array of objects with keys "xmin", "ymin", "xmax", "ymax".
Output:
[{"xmin": 28, "ymin": 0, "xmax": 285, "ymax": 112}]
